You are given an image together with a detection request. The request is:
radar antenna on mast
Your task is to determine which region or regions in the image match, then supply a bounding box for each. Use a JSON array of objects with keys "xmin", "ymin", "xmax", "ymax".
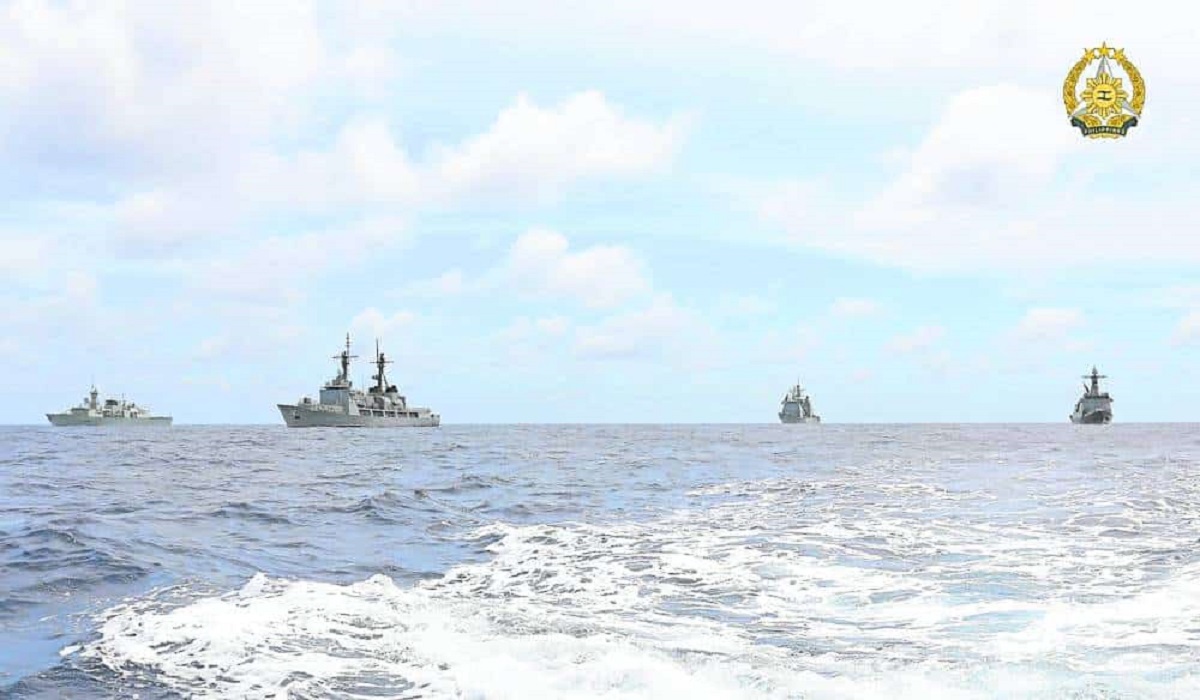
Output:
[
  {"xmin": 1081, "ymin": 366, "xmax": 1107, "ymax": 396},
  {"xmin": 331, "ymin": 333, "xmax": 358, "ymax": 384},
  {"xmin": 372, "ymin": 338, "xmax": 394, "ymax": 393}
]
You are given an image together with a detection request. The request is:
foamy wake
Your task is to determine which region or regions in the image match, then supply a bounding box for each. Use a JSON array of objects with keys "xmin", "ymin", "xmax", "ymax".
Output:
[{"xmin": 78, "ymin": 477, "xmax": 1200, "ymax": 699}]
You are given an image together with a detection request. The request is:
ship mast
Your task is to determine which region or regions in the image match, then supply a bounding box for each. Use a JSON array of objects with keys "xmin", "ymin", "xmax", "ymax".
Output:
[
  {"xmin": 372, "ymin": 338, "xmax": 393, "ymax": 393},
  {"xmin": 332, "ymin": 333, "xmax": 358, "ymax": 385},
  {"xmin": 1082, "ymin": 366, "xmax": 1106, "ymax": 396}
]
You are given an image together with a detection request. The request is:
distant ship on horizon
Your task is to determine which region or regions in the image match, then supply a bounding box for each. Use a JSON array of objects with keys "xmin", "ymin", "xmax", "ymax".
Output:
[
  {"xmin": 46, "ymin": 385, "xmax": 172, "ymax": 427},
  {"xmin": 1070, "ymin": 366, "xmax": 1113, "ymax": 424},
  {"xmin": 779, "ymin": 381, "xmax": 820, "ymax": 424},
  {"xmin": 278, "ymin": 334, "xmax": 440, "ymax": 428}
]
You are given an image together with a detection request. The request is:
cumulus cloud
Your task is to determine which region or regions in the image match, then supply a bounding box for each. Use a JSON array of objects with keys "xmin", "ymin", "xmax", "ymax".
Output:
[
  {"xmin": 239, "ymin": 91, "xmax": 686, "ymax": 215},
  {"xmin": 2, "ymin": 3, "xmax": 687, "ymax": 261},
  {"xmin": 856, "ymin": 85, "xmax": 1080, "ymax": 228},
  {"xmin": 1013, "ymin": 308, "xmax": 1085, "ymax": 342},
  {"xmin": 188, "ymin": 325, "xmax": 301, "ymax": 363},
  {"xmin": 432, "ymin": 91, "xmax": 688, "ymax": 201},
  {"xmin": 239, "ymin": 116, "xmax": 421, "ymax": 212},
  {"xmin": 573, "ymin": 294, "xmax": 711, "ymax": 362},
  {"xmin": 0, "ymin": 1, "xmax": 331, "ymax": 170},
  {"xmin": 496, "ymin": 315, "xmax": 573, "ymax": 365},
  {"xmin": 382, "ymin": 0, "xmax": 1196, "ymax": 85},
  {"xmin": 427, "ymin": 270, "xmax": 465, "ymax": 296},
  {"xmin": 184, "ymin": 217, "xmax": 408, "ymax": 305},
  {"xmin": 501, "ymin": 229, "xmax": 651, "ymax": 309},
  {"xmin": 350, "ymin": 308, "xmax": 418, "ymax": 341},
  {"xmin": 758, "ymin": 80, "xmax": 1200, "ymax": 274}
]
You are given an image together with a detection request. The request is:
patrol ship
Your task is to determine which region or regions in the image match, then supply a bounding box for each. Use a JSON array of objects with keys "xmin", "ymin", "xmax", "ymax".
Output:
[
  {"xmin": 779, "ymin": 381, "xmax": 820, "ymax": 424},
  {"xmin": 1070, "ymin": 366, "xmax": 1113, "ymax": 424},
  {"xmin": 278, "ymin": 334, "xmax": 440, "ymax": 428},
  {"xmin": 46, "ymin": 385, "xmax": 172, "ymax": 426}
]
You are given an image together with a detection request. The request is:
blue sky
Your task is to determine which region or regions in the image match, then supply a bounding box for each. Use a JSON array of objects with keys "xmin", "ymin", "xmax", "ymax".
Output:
[{"xmin": 2, "ymin": 0, "xmax": 1198, "ymax": 423}]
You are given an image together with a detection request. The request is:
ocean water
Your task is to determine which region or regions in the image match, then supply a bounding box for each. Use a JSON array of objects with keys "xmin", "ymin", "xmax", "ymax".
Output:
[{"xmin": 2, "ymin": 424, "xmax": 1199, "ymax": 699}]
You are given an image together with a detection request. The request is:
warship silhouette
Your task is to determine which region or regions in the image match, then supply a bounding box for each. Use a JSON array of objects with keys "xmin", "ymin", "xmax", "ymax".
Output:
[
  {"xmin": 1070, "ymin": 366, "xmax": 1113, "ymax": 424},
  {"xmin": 278, "ymin": 334, "xmax": 440, "ymax": 428},
  {"xmin": 779, "ymin": 382, "xmax": 820, "ymax": 424},
  {"xmin": 46, "ymin": 385, "xmax": 171, "ymax": 426}
]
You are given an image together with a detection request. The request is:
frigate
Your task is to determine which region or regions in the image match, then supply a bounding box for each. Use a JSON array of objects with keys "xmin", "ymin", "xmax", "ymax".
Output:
[
  {"xmin": 46, "ymin": 385, "xmax": 172, "ymax": 426},
  {"xmin": 278, "ymin": 334, "xmax": 440, "ymax": 428},
  {"xmin": 1070, "ymin": 366, "xmax": 1113, "ymax": 424},
  {"xmin": 779, "ymin": 382, "xmax": 820, "ymax": 424}
]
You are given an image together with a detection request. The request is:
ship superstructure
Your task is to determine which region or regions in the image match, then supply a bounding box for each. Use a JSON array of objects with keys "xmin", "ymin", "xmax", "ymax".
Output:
[
  {"xmin": 46, "ymin": 385, "xmax": 172, "ymax": 426},
  {"xmin": 278, "ymin": 334, "xmax": 440, "ymax": 428},
  {"xmin": 779, "ymin": 382, "xmax": 820, "ymax": 424},
  {"xmin": 1070, "ymin": 366, "xmax": 1113, "ymax": 424}
]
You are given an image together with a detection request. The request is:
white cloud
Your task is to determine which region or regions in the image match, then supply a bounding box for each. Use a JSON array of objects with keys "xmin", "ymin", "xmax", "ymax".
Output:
[
  {"xmin": 241, "ymin": 92, "xmax": 686, "ymax": 214},
  {"xmin": 502, "ymin": 229, "xmax": 651, "ymax": 309},
  {"xmin": 432, "ymin": 91, "xmax": 689, "ymax": 202},
  {"xmin": 830, "ymin": 297, "xmax": 883, "ymax": 318},
  {"xmin": 856, "ymin": 85, "xmax": 1080, "ymax": 230},
  {"xmin": 240, "ymin": 116, "xmax": 421, "ymax": 212},
  {"xmin": 342, "ymin": 45, "xmax": 403, "ymax": 101},
  {"xmin": 573, "ymin": 294, "xmax": 713, "ymax": 362},
  {"xmin": 385, "ymin": 1, "xmax": 1197, "ymax": 85},
  {"xmin": 427, "ymin": 269, "xmax": 465, "ymax": 296},
  {"xmin": 350, "ymin": 308, "xmax": 417, "ymax": 341},
  {"xmin": 0, "ymin": 1, "xmax": 332, "ymax": 167},
  {"xmin": 187, "ymin": 321, "xmax": 306, "ymax": 363},
  {"xmin": 488, "ymin": 315, "xmax": 575, "ymax": 369},
  {"xmin": 108, "ymin": 188, "xmax": 244, "ymax": 255},
  {"xmin": 186, "ymin": 217, "xmax": 407, "ymax": 304},
  {"xmin": 1013, "ymin": 308, "xmax": 1085, "ymax": 342},
  {"xmin": 887, "ymin": 325, "xmax": 945, "ymax": 354},
  {"xmin": 758, "ymin": 80, "xmax": 1200, "ymax": 275}
]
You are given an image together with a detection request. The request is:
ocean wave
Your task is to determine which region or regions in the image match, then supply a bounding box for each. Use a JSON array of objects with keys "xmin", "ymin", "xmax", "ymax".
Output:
[{"xmin": 79, "ymin": 473, "xmax": 1200, "ymax": 698}]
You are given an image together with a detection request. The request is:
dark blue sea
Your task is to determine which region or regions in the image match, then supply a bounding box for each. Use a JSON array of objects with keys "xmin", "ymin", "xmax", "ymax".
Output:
[{"xmin": 2, "ymin": 424, "xmax": 1199, "ymax": 698}]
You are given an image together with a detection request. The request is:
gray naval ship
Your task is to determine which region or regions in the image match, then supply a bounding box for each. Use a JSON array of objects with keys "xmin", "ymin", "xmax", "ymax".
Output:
[
  {"xmin": 46, "ymin": 385, "xmax": 172, "ymax": 426},
  {"xmin": 1070, "ymin": 366, "xmax": 1113, "ymax": 424},
  {"xmin": 779, "ymin": 381, "xmax": 821, "ymax": 424},
  {"xmin": 278, "ymin": 334, "xmax": 440, "ymax": 428}
]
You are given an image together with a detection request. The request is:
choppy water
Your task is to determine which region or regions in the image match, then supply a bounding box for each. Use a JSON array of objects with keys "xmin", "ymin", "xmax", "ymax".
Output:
[{"xmin": 2, "ymin": 424, "xmax": 1200, "ymax": 698}]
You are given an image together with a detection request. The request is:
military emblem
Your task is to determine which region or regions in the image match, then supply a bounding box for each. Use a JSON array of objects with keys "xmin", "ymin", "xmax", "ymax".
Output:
[{"xmin": 1062, "ymin": 43, "xmax": 1145, "ymax": 138}]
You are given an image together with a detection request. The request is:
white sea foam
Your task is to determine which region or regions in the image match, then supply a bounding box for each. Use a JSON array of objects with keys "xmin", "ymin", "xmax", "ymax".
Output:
[{"xmin": 81, "ymin": 475, "xmax": 1200, "ymax": 698}]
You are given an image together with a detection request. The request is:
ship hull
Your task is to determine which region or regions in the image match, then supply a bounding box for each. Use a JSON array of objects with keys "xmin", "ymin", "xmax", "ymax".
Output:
[
  {"xmin": 278, "ymin": 404, "xmax": 440, "ymax": 428},
  {"xmin": 1070, "ymin": 410, "xmax": 1112, "ymax": 424},
  {"xmin": 779, "ymin": 414, "xmax": 821, "ymax": 424},
  {"xmin": 46, "ymin": 414, "xmax": 172, "ymax": 427}
]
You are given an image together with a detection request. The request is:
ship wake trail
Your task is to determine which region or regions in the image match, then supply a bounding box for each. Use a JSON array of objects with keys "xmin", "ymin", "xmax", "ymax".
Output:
[{"xmin": 78, "ymin": 473, "xmax": 1200, "ymax": 699}]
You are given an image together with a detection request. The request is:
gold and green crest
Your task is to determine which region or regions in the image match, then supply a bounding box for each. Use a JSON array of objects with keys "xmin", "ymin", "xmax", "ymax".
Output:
[{"xmin": 1062, "ymin": 43, "xmax": 1145, "ymax": 139}]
